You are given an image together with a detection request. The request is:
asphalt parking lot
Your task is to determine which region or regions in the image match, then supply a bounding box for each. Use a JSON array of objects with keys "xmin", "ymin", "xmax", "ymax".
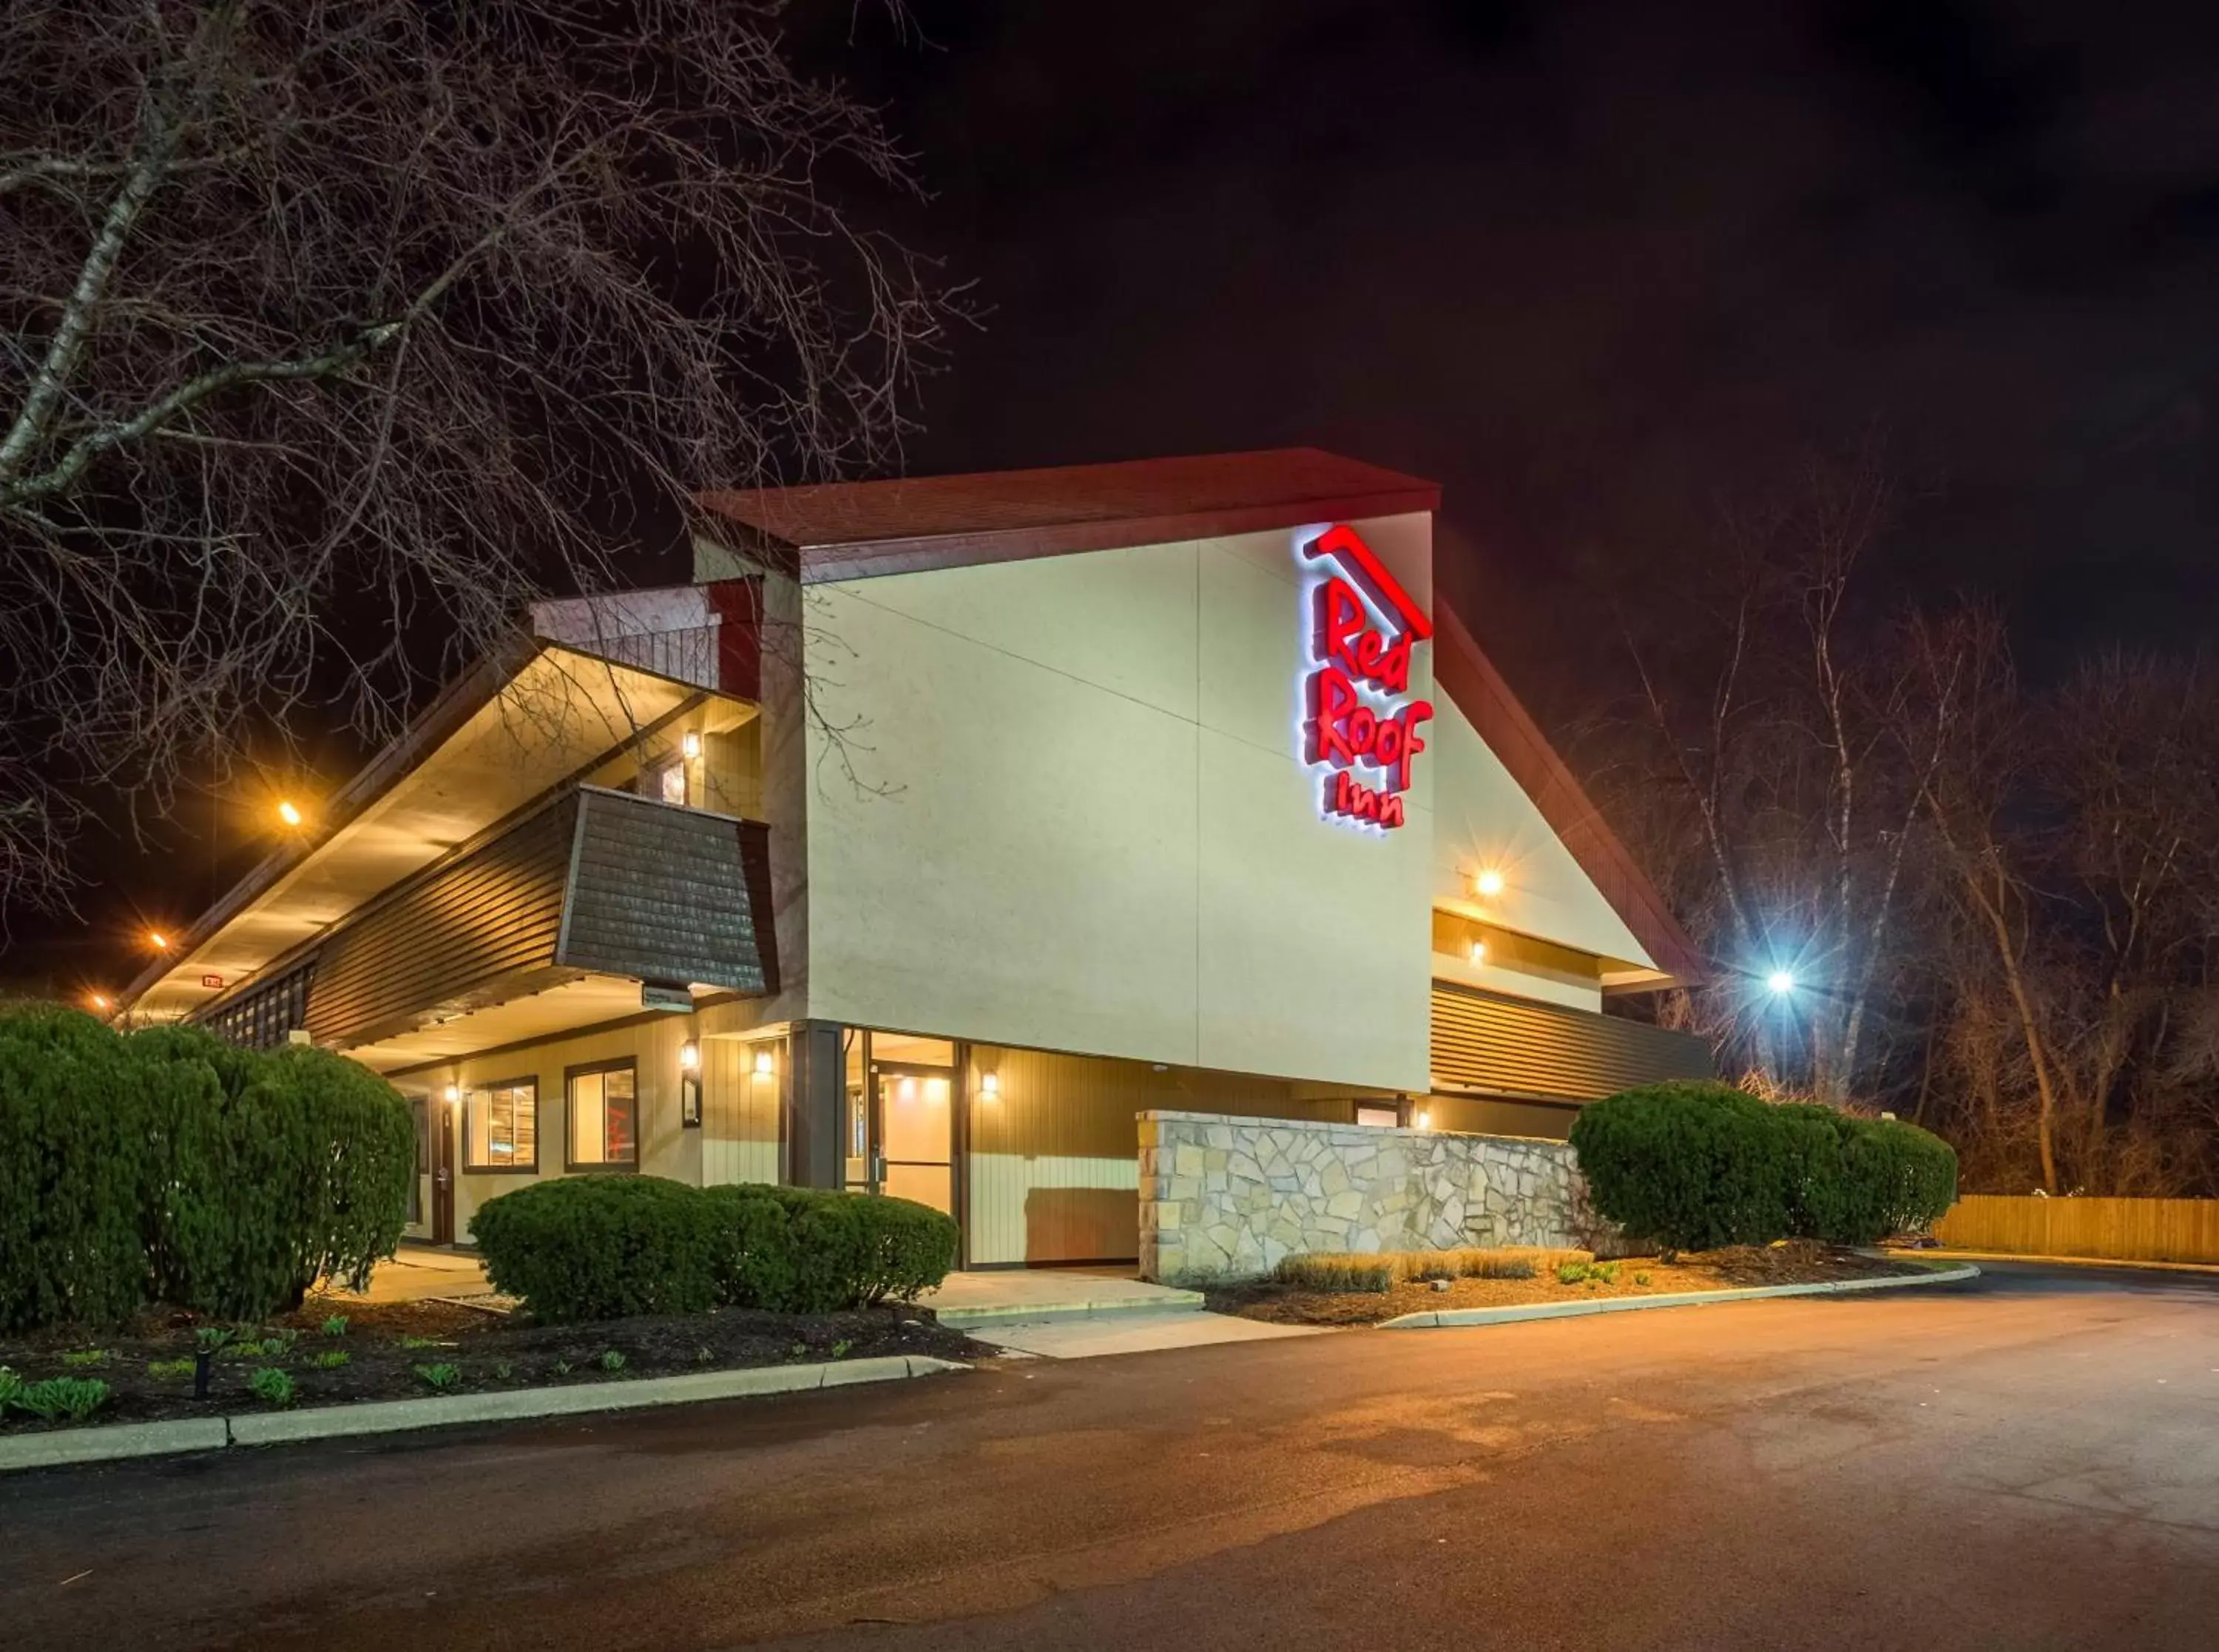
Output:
[{"xmin": 7, "ymin": 1259, "xmax": 2218, "ymax": 1651}]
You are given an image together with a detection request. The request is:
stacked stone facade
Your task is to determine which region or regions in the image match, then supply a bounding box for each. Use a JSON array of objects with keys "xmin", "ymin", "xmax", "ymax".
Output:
[{"xmin": 1138, "ymin": 1108, "xmax": 1609, "ymax": 1284}]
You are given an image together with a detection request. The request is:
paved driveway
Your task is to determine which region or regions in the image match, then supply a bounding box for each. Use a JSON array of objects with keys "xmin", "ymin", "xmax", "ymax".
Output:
[{"xmin": 7, "ymin": 1262, "xmax": 2218, "ymax": 1651}]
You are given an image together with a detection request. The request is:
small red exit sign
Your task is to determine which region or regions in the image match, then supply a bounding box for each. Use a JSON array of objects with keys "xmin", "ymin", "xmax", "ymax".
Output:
[{"xmin": 200, "ymin": 974, "xmax": 223, "ymax": 989}]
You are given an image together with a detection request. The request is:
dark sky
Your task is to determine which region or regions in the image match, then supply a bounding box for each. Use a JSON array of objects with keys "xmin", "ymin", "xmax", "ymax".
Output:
[{"xmin": 16, "ymin": 0, "xmax": 2219, "ymax": 992}]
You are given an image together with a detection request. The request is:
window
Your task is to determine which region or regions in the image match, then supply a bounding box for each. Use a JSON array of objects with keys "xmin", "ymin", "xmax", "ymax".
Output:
[
  {"xmin": 1355, "ymin": 1103, "xmax": 1403, "ymax": 1128},
  {"xmin": 644, "ymin": 759, "xmax": 686, "ymax": 806},
  {"xmin": 567, "ymin": 1060, "xmax": 638, "ymax": 1170},
  {"xmin": 465, "ymin": 1078, "xmax": 538, "ymax": 1173}
]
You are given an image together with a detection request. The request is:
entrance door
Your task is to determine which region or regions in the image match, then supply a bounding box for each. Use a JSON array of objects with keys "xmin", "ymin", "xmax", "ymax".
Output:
[
  {"xmin": 430, "ymin": 1094, "xmax": 456, "ymax": 1245},
  {"xmin": 874, "ymin": 1063, "xmax": 955, "ymax": 1215}
]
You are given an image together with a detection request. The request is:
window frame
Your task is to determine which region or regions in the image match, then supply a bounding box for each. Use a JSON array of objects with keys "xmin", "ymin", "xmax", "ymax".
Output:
[
  {"xmin": 462, "ymin": 1075, "xmax": 541, "ymax": 1174},
  {"xmin": 564, "ymin": 1057, "xmax": 641, "ymax": 1173},
  {"xmin": 1354, "ymin": 1101, "xmax": 1408, "ymax": 1129}
]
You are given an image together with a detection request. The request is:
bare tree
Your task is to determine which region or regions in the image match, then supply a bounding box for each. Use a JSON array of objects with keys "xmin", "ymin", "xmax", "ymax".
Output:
[{"xmin": 0, "ymin": 0, "xmax": 958, "ymax": 906}]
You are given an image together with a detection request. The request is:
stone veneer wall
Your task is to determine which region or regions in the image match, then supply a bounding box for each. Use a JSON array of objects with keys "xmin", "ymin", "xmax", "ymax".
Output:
[{"xmin": 1138, "ymin": 1108, "xmax": 1609, "ymax": 1284}]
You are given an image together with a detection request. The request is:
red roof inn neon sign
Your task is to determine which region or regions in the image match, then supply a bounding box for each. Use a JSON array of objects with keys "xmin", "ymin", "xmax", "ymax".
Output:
[{"xmin": 1302, "ymin": 524, "xmax": 1433, "ymax": 830}]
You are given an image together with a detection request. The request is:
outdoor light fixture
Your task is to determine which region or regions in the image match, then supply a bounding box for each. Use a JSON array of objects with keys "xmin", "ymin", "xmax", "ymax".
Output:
[
  {"xmin": 979, "ymin": 1072, "xmax": 1001, "ymax": 1099},
  {"xmin": 443, "ymin": 1083, "xmax": 461, "ymax": 1105},
  {"xmin": 682, "ymin": 731, "xmax": 702, "ymax": 761},
  {"xmin": 1767, "ymin": 970, "xmax": 1797, "ymax": 995},
  {"xmin": 276, "ymin": 799, "xmax": 303, "ymax": 827},
  {"xmin": 147, "ymin": 930, "xmax": 169, "ymax": 951},
  {"xmin": 679, "ymin": 1039, "xmax": 700, "ymax": 1072},
  {"xmin": 1469, "ymin": 938, "xmax": 1487, "ymax": 964},
  {"xmin": 1473, "ymin": 868, "xmax": 1504, "ymax": 898},
  {"xmin": 752, "ymin": 1047, "xmax": 775, "ymax": 1077},
  {"xmin": 1414, "ymin": 1109, "xmax": 1433, "ymax": 1129},
  {"xmin": 87, "ymin": 992, "xmax": 109, "ymax": 1012}
]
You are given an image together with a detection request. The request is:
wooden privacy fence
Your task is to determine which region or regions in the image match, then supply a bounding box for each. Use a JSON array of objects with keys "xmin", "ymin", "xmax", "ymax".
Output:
[{"xmin": 1933, "ymin": 1195, "xmax": 2219, "ymax": 1265}]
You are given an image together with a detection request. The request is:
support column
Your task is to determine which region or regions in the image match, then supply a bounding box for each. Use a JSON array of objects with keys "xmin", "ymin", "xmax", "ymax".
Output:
[{"xmin": 785, "ymin": 1020, "xmax": 844, "ymax": 1188}]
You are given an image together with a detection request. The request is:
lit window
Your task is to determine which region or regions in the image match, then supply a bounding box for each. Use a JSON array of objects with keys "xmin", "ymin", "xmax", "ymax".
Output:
[
  {"xmin": 1355, "ymin": 1103, "xmax": 1401, "ymax": 1128},
  {"xmin": 465, "ymin": 1079, "xmax": 538, "ymax": 1173},
  {"xmin": 658, "ymin": 762, "xmax": 687, "ymax": 806},
  {"xmin": 567, "ymin": 1061, "xmax": 638, "ymax": 1170}
]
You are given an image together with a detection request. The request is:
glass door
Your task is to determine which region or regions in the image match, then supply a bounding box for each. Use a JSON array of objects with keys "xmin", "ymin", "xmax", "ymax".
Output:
[
  {"xmin": 874, "ymin": 1064, "xmax": 954, "ymax": 1214},
  {"xmin": 840, "ymin": 1030, "xmax": 958, "ymax": 1217}
]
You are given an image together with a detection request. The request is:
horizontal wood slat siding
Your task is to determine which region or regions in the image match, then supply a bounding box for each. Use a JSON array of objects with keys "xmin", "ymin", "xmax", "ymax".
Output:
[
  {"xmin": 1933, "ymin": 1194, "xmax": 2219, "ymax": 1265},
  {"xmin": 557, "ymin": 790, "xmax": 771, "ymax": 992},
  {"xmin": 305, "ymin": 798, "xmax": 574, "ymax": 1046},
  {"xmin": 1429, "ymin": 984, "xmax": 1712, "ymax": 1103}
]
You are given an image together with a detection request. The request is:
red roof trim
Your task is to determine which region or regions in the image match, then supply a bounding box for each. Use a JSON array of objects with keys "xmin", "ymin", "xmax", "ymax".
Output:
[
  {"xmin": 697, "ymin": 447, "xmax": 1439, "ymax": 585},
  {"xmin": 1431, "ymin": 600, "xmax": 1706, "ymax": 986}
]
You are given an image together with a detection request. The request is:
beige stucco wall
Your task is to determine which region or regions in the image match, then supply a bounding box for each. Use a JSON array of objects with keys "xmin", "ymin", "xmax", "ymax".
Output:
[
  {"xmin": 1427, "ymin": 695, "xmax": 1654, "ymax": 976},
  {"xmin": 1138, "ymin": 1108, "xmax": 1607, "ymax": 1283},
  {"xmin": 800, "ymin": 518, "xmax": 1438, "ymax": 1093}
]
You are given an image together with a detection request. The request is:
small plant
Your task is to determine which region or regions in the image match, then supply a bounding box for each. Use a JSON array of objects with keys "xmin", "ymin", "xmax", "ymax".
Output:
[
  {"xmin": 493, "ymin": 1361, "xmax": 514, "ymax": 1381},
  {"xmin": 16, "ymin": 1378, "xmax": 111, "ymax": 1424},
  {"xmin": 194, "ymin": 1326, "xmax": 235, "ymax": 1354},
  {"xmin": 399, "ymin": 1335, "xmax": 450, "ymax": 1350},
  {"xmin": 413, "ymin": 1362, "xmax": 463, "ymax": 1391},
  {"xmin": 597, "ymin": 1349, "xmax": 627, "ymax": 1373},
  {"xmin": 1590, "ymin": 1262, "xmax": 1621, "ymax": 1286},
  {"xmin": 1556, "ymin": 1261, "xmax": 1591, "ymax": 1285},
  {"xmin": 1274, "ymin": 1253, "xmax": 1396, "ymax": 1293},
  {"xmin": 0, "ymin": 1366, "xmax": 23, "ymax": 1412},
  {"xmin": 146, "ymin": 1357, "xmax": 195, "ymax": 1381},
  {"xmin": 221, "ymin": 1338, "xmax": 269, "ymax": 1361},
  {"xmin": 59, "ymin": 1348, "xmax": 111, "ymax": 1369},
  {"xmin": 320, "ymin": 1315, "xmax": 351, "ymax": 1338},
  {"xmin": 788, "ymin": 1341, "xmax": 807, "ymax": 1358},
  {"xmin": 308, "ymin": 1349, "xmax": 350, "ymax": 1370},
  {"xmin": 695, "ymin": 1345, "xmax": 714, "ymax": 1364},
  {"xmin": 263, "ymin": 1328, "xmax": 300, "ymax": 1355},
  {"xmin": 828, "ymin": 1338, "xmax": 854, "ymax": 1360},
  {"xmin": 249, "ymin": 1367, "xmax": 297, "ymax": 1408},
  {"xmin": 552, "ymin": 1358, "xmax": 573, "ymax": 1376},
  {"xmin": 1634, "ymin": 1271, "xmax": 1653, "ymax": 1287}
]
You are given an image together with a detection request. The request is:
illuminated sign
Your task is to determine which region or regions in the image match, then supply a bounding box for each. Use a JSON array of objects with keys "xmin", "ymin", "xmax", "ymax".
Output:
[{"xmin": 1301, "ymin": 524, "xmax": 1433, "ymax": 830}]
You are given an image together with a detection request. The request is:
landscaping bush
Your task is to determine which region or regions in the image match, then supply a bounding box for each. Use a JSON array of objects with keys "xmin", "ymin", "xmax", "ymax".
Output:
[
  {"xmin": 130, "ymin": 1026, "xmax": 414, "ymax": 1316},
  {"xmin": 1274, "ymin": 1253, "xmax": 1397, "ymax": 1293},
  {"xmin": 470, "ymin": 1176, "xmax": 723, "ymax": 1322},
  {"xmin": 1570, "ymin": 1081, "xmax": 1791, "ymax": 1257},
  {"xmin": 0, "ymin": 1005, "xmax": 154, "ymax": 1330},
  {"xmin": 1570, "ymin": 1081, "xmax": 1960, "ymax": 1256},
  {"xmin": 703, "ymin": 1185, "xmax": 958, "ymax": 1313}
]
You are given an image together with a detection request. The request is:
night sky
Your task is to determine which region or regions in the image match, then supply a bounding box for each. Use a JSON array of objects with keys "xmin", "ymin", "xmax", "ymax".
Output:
[{"xmin": 16, "ymin": 0, "xmax": 2219, "ymax": 991}]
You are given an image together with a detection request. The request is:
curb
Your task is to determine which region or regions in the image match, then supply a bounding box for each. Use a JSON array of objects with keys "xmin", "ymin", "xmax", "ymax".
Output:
[
  {"xmin": 1378, "ymin": 1262, "xmax": 1982, "ymax": 1330},
  {"xmin": 0, "ymin": 1354, "xmax": 967, "ymax": 1474},
  {"xmin": 1893, "ymin": 1247, "xmax": 2219, "ymax": 1277},
  {"xmin": 928, "ymin": 1291, "xmax": 1206, "ymax": 1330}
]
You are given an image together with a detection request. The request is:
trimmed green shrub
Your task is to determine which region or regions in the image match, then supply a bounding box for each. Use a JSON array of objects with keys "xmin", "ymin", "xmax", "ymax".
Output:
[
  {"xmin": 13, "ymin": 1376, "xmax": 111, "ymax": 1424},
  {"xmin": 702, "ymin": 1185, "xmax": 957, "ymax": 1313},
  {"xmin": 1571, "ymin": 1081, "xmax": 1960, "ymax": 1256},
  {"xmin": 1570, "ymin": 1081, "xmax": 1791, "ymax": 1257},
  {"xmin": 470, "ymin": 1176, "xmax": 723, "ymax": 1321},
  {"xmin": 0, "ymin": 1005, "xmax": 154, "ymax": 1329}
]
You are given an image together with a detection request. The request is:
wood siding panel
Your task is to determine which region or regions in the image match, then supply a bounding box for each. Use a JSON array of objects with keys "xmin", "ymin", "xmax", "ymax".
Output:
[
  {"xmin": 305, "ymin": 798, "xmax": 575, "ymax": 1047},
  {"xmin": 1429, "ymin": 983, "xmax": 1712, "ymax": 1104},
  {"xmin": 964, "ymin": 1046, "xmax": 1351, "ymax": 1266},
  {"xmin": 558, "ymin": 789, "xmax": 773, "ymax": 992}
]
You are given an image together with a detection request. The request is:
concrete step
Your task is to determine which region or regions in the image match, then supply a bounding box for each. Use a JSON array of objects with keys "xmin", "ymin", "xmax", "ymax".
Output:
[{"xmin": 925, "ymin": 1286, "xmax": 1207, "ymax": 1332}]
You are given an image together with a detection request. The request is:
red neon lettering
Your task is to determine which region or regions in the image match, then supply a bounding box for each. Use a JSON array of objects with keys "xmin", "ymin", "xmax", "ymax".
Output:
[
  {"xmin": 1303, "ymin": 524, "xmax": 1432, "ymax": 641},
  {"xmin": 1302, "ymin": 524, "xmax": 1434, "ymax": 831}
]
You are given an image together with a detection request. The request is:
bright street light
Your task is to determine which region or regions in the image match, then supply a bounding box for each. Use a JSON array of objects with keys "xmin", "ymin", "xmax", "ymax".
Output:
[{"xmin": 1766, "ymin": 969, "xmax": 1796, "ymax": 995}]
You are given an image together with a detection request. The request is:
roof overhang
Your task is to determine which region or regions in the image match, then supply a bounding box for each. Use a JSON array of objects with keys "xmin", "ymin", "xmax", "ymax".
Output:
[{"xmin": 119, "ymin": 644, "xmax": 754, "ymax": 1024}]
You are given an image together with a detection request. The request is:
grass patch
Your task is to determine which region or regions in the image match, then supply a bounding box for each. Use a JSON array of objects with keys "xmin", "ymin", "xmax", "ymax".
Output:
[
  {"xmin": 1277, "ymin": 1246, "xmax": 1598, "ymax": 1293},
  {"xmin": 146, "ymin": 1356, "xmax": 195, "ymax": 1381}
]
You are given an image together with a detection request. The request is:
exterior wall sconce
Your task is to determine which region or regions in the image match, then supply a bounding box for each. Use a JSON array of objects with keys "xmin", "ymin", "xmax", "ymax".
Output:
[
  {"xmin": 680, "ymin": 1039, "xmax": 700, "ymax": 1072},
  {"xmin": 1473, "ymin": 868, "xmax": 1504, "ymax": 898},
  {"xmin": 682, "ymin": 731, "xmax": 703, "ymax": 761},
  {"xmin": 1469, "ymin": 938, "xmax": 1486, "ymax": 964},
  {"xmin": 1414, "ymin": 1108, "xmax": 1433, "ymax": 1129},
  {"xmin": 979, "ymin": 1072, "xmax": 1001, "ymax": 1100},
  {"xmin": 442, "ymin": 1083, "xmax": 461, "ymax": 1106},
  {"xmin": 752, "ymin": 1047, "xmax": 776, "ymax": 1077},
  {"xmin": 276, "ymin": 799, "xmax": 304, "ymax": 827}
]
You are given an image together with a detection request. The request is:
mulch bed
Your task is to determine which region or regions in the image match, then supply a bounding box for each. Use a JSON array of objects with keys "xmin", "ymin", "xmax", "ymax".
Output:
[
  {"xmin": 1206, "ymin": 1242, "xmax": 1933, "ymax": 1327},
  {"xmin": 0, "ymin": 1296, "xmax": 990, "ymax": 1430}
]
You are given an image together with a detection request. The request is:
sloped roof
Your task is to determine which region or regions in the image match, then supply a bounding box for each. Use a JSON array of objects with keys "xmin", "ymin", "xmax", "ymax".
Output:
[{"xmin": 697, "ymin": 447, "xmax": 1440, "ymax": 582}]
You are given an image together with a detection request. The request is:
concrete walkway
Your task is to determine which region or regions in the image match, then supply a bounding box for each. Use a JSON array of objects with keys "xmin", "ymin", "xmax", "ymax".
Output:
[
  {"xmin": 317, "ymin": 1245, "xmax": 496, "ymax": 1307},
  {"xmin": 917, "ymin": 1267, "xmax": 1204, "ymax": 1330},
  {"xmin": 976, "ymin": 1310, "xmax": 1326, "ymax": 1359}
]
